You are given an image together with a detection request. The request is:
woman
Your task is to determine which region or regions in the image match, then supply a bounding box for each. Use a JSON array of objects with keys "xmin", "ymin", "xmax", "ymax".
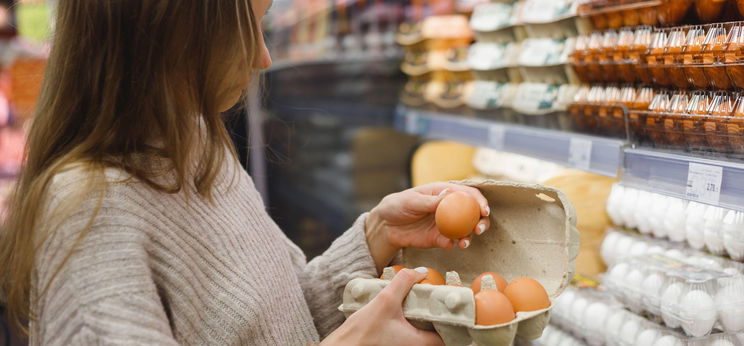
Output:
[{"xmin": 0, "ymin": 1, "xmax": 491, "ymax": 345}]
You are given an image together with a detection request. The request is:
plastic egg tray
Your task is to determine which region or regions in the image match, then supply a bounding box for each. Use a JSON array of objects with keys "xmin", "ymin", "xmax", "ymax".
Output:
[
  {"xmin": 604, "ymin": 254, "xmax": 744, "ymax": 338},
  {"xmin": 552, "ymin": 286, "xmax": 744, "ymax": 346},
  {"xmin": 606, "ymin": 184, "xmax": 744, "ymax": 262},
  {"xmin": 339, "ymin": 180, "xmax": 580, "ymax": 346},
  {"xmin": 600, "ymin": 229, "xmax": 744, "ymax": 275}
]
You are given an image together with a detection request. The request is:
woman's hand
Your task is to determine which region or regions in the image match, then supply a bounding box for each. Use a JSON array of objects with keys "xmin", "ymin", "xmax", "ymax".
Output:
[
  {"xmin": 322, "ymin": 268, "xmax": 444, "ymax": 346},
  {"xmin": 365, "ymin": 183, "xmax": 491, "ymax": 273}
]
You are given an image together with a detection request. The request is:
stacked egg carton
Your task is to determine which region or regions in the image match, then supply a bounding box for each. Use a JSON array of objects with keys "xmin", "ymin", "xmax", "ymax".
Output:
[
  {"xmin": 464, "ymin": 0, "xmax": 584, "ymax": 130},
  {"xmin": 398, "ymin": 15, "xmax": 474, "ymax": 110},
  {"xmin": 600, "ymin": 229, "xmax": 744, "ymax": 274},
  {"xmin": 606, "ymin": 183, "xmax": 744, "ymax": 262},
  {"xmin": 551, "ymin": 285, "xmax": 744, "ymax": 346}
]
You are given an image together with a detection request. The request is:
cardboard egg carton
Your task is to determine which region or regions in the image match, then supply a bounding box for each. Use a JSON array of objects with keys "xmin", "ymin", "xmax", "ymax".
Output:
[{"xmin": 339, "ymin": 180, "xmax": 580, "ymax": 346}]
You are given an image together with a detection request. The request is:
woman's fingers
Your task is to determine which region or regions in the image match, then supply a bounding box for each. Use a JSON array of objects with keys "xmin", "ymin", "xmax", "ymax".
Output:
[{"xmin": 378, "ymin": 268, "xmax": 428, "ymax": 305}]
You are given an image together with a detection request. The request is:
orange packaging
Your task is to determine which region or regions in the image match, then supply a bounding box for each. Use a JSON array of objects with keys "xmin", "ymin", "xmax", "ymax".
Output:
[
  {"xmin": 631, "ymin": 27, "xmax": 654, "ymax": 84},
  {"xmin": 725, "ymin": 25, "xmax": 744, "ymax": 89},
  {"xmin": 648, "ymin": 31, "xmax": 671, "ymax": 86},
  {"xmin": 598, "ymin": 86, "xmax": 621, "ymax": 132},
  {"xmin": 591, "ymin": 14, "xmax": 609, "ymax": 30},
  {"xmin": 664, "ymin": 92, "xmax": 689, "ymax": 146},
  {"xmin": 622, "ymin": 8, "xmax": 641, "ymax": 27},
  {"xmin": 586, "ymin": 32, "xmax": 605, "ymax": 83},
  {"xmin": 664, "ymin": 29, "xmax": 688, "ymax": 88},
  {"xmin": 615, "ymin": 29, "xmax": 636, "ymax": 82},
  {"xmin": 658, "ymin": 0, "xmax": 693, "ymax": 25},
  {"xmin": 705, "ymin": 92, "xmax": 733, "ymax": 151},
  {"xmin": 571, "ymin": 35, "xmax": 591, "ymax": 84},
  {"xmin": 695, "ymin": 0, "xmax": 726, "ymax": 23},
  {"xmin": 728, "ymin": 95, "xmax": 744, "ymax": 153},
  {"xmin": 599, "ymin": 31, "xmax": 620, "ymax": 82},
  {"xmin": 640, "ymin": 4, "xmax": 659, "ymax": 26},
  {"xmin": 583, "ymin": 86, "xmax": 606, "ymax": 131},
  {"xmin": 646, "ymin": 92, "xmax": 672, "ymax": 146},
  {"xmin": 607, "ymin": 10, "xmax": 624, "ymax": 29},
  {"xmin": 569, "ymin": 86, "xmax": 591, "ymax": 131},
  {"xmin": 629, "ymin": 87, "xmax": 656, "ymax": 140},
  {"xmin": 682, "ymin": 26, "xmax": 708, "ymax": 88},
  {"xmin": 682, "ymin": 91, "xmax": 710, "ymax": 150},
  {"xmin": 702, "ymin": 26, "xmax": 731, "ymax": 89}
]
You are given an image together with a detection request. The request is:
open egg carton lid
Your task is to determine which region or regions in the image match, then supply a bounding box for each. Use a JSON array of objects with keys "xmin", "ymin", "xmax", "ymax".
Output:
[{"xmin": 340, "ymin": 180, "xmax": 579, "ymax": 346}]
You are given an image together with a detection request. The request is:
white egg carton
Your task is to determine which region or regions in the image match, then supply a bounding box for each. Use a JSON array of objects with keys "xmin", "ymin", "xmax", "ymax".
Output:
[
  {"xmin": 551, "ymin": 286, "xmax": 744, "ymax": 346},
  {"xmin": 606, "ymin": 184, "xmax": 744, "ymax": 262},
  {"xmin": 339, "ymin": 180, "xmax": 580, "ymax": 346},
  {"xmin": 604, "ymin": 254, "xmax": 744, "ymax": 337}
]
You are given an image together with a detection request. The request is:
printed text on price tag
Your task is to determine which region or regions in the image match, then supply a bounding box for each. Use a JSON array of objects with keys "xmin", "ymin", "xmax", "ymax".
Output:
[
  {"xmin": 686, "ymin": 163, "xmax": 723, "ymax": 205},
  {"xmin": 568, "ymin": 138, "xmax": 593, "ymax": 171}
]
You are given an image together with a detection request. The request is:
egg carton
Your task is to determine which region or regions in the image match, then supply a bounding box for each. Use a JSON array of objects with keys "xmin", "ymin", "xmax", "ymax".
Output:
[
  {"xmin": 604, "ymin": 254, "xmax": 744, "ymax": 337},
  {"xmin": 339, "ymin": 180, "xmax": 580, "ymax": 346},
  {"xmin": 606, "ymin": 184, "xmax": 744, "ymax": 262},
  {"xmin": 552, "ymin": 286, "xmax": 744, "ymax": 346}
]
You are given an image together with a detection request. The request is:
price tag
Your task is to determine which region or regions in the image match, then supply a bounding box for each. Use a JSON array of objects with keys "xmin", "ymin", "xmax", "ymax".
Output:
[
  {"xmin": 568, "ymin": 138, "xmax": 592, "ymax": 170},
  {"xmin": 406, "ymin": 113, "xmax": 420, "ymax": 134},
  {"xmin": 488, "ymin": 124, "xmax": 506, "ymax": 150},
  {"xmin": 685, "ymin": 163, "xmax": 723, "ymax": 205}
]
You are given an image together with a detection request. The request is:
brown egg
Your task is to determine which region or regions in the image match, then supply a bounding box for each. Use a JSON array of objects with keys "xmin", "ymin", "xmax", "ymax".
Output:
[
  {"xmin": 738, "ymin": 0, "xmax": 744, "ymax": 18},
  {"xmin": 475, "ymin": 290, "xmax": 515, "ymax": 325},
  {"xmin": 435, "ymin": 191, "xmax": 481, "ymax": 239},
  {"xmin": 695, "ymin": 0, "xmax": 725, "ymax": 23},
  {"xmin": 418, "ymin": 267, "xmax": 445, "ymax": 285},
  {"xmin": 471, "ymin": 272, "xmax": 508, "ymax": 294},
  {"xmin": 504, "ymin": 277, "xmax": 551, "ymax": 312}
]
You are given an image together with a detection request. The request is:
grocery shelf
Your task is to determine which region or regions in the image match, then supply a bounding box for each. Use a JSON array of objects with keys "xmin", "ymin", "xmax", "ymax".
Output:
[
  {"xmin": 266, "ymin": 54, "xmax": 403, "ymax": 73},
  {"xmin": 395, "ymin": 106, "xmax": 626, "ymax": 177},
  {"xmin": 622, "ymin": 148, "xmax": 744, "ymax": 213}
]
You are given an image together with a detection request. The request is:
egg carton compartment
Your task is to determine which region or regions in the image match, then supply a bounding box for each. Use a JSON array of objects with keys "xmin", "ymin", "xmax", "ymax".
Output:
[
  {"xmin": 340, "ymin": 180, "xmax": 580, "ymax": 346},
  {"xmin": 578, "ymin": 1, "xmax": 661, "ymax": 29},
  {"xmin": 603, "ymin": 254, "xmax": 744, "ymax": 337},
  {"xmin": 552, "ymin": 285, "xmax": 744, "ymax": 346},
  {"xmin": 605, "ymin": 184, "xmax": 744, "ymax": 262}
]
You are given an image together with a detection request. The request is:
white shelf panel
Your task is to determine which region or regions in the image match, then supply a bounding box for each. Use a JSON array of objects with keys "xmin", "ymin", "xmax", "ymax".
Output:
[{"xmin": 396, "ymin": 106, "xmax": 626, "ymax": 177}]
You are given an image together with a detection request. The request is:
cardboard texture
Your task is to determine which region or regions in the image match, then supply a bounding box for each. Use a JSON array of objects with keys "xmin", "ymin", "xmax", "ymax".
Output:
[{"xmin": 339, "ymin": 180, "xmax": 579, "ymax": 346}]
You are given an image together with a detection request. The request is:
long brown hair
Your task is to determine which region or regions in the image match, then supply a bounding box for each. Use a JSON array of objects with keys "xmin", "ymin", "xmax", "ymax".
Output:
[{"xmin": 0, "ymin": 0, "xmax": 261, "ymax": 333}]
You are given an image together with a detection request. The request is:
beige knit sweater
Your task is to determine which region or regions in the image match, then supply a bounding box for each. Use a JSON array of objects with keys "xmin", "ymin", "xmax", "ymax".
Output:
[{"xmin": 30, "ymin": 155, "xmax": 378, "ymax": 345}]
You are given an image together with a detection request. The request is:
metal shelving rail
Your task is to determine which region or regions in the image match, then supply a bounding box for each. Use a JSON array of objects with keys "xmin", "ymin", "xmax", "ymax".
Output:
[
  {"xmin": 396, "ymin": 105, "xmax": 744, "ymax": 213},
  {"xmin": 395, "ymin": 106, "xmax": 626, "ymax": 178}
]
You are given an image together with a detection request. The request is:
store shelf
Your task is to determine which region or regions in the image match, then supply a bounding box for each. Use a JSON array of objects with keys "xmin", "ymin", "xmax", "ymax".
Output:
[
  {"xmin": 266, "ymin": 54, "xmax": 403, "ymax": 73},
  {"xmin": 622, "ymin": 148, "xmax": 744, "ymax": 213},
  {"xmin": 395, "ymin": 106, "xmax": 626, "ymax": 177}
]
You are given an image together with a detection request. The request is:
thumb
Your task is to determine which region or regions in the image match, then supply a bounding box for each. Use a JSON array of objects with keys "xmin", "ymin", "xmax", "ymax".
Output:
[{"xmin": 381, "ymin": 267, "xmax": 428, "ymax": 305}]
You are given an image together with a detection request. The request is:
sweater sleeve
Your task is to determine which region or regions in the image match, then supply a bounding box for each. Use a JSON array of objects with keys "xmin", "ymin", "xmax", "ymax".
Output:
[
  {"xmin": 33, "ymin": 199, "xmax": 178, "ymax": 346},
  {"xmin": 283, "ymin": 213, "xmax": 378, "ymax": 338}
]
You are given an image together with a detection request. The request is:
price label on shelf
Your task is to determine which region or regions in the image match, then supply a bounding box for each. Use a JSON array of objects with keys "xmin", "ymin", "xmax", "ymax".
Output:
[
  {"xmin": 685, "ymin": 163, "xmax": 723, "ymax": 205},
  {"xmin": 568, "ymin": 138, "xmax": 592, "ymax": 171},
  {"xmin": 406, "ymin": 113, "xmax": 420, "ymax": 134},
  {"xmin": 488, "ymin": 124, "xmax": 506, "ymax": 151}
]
